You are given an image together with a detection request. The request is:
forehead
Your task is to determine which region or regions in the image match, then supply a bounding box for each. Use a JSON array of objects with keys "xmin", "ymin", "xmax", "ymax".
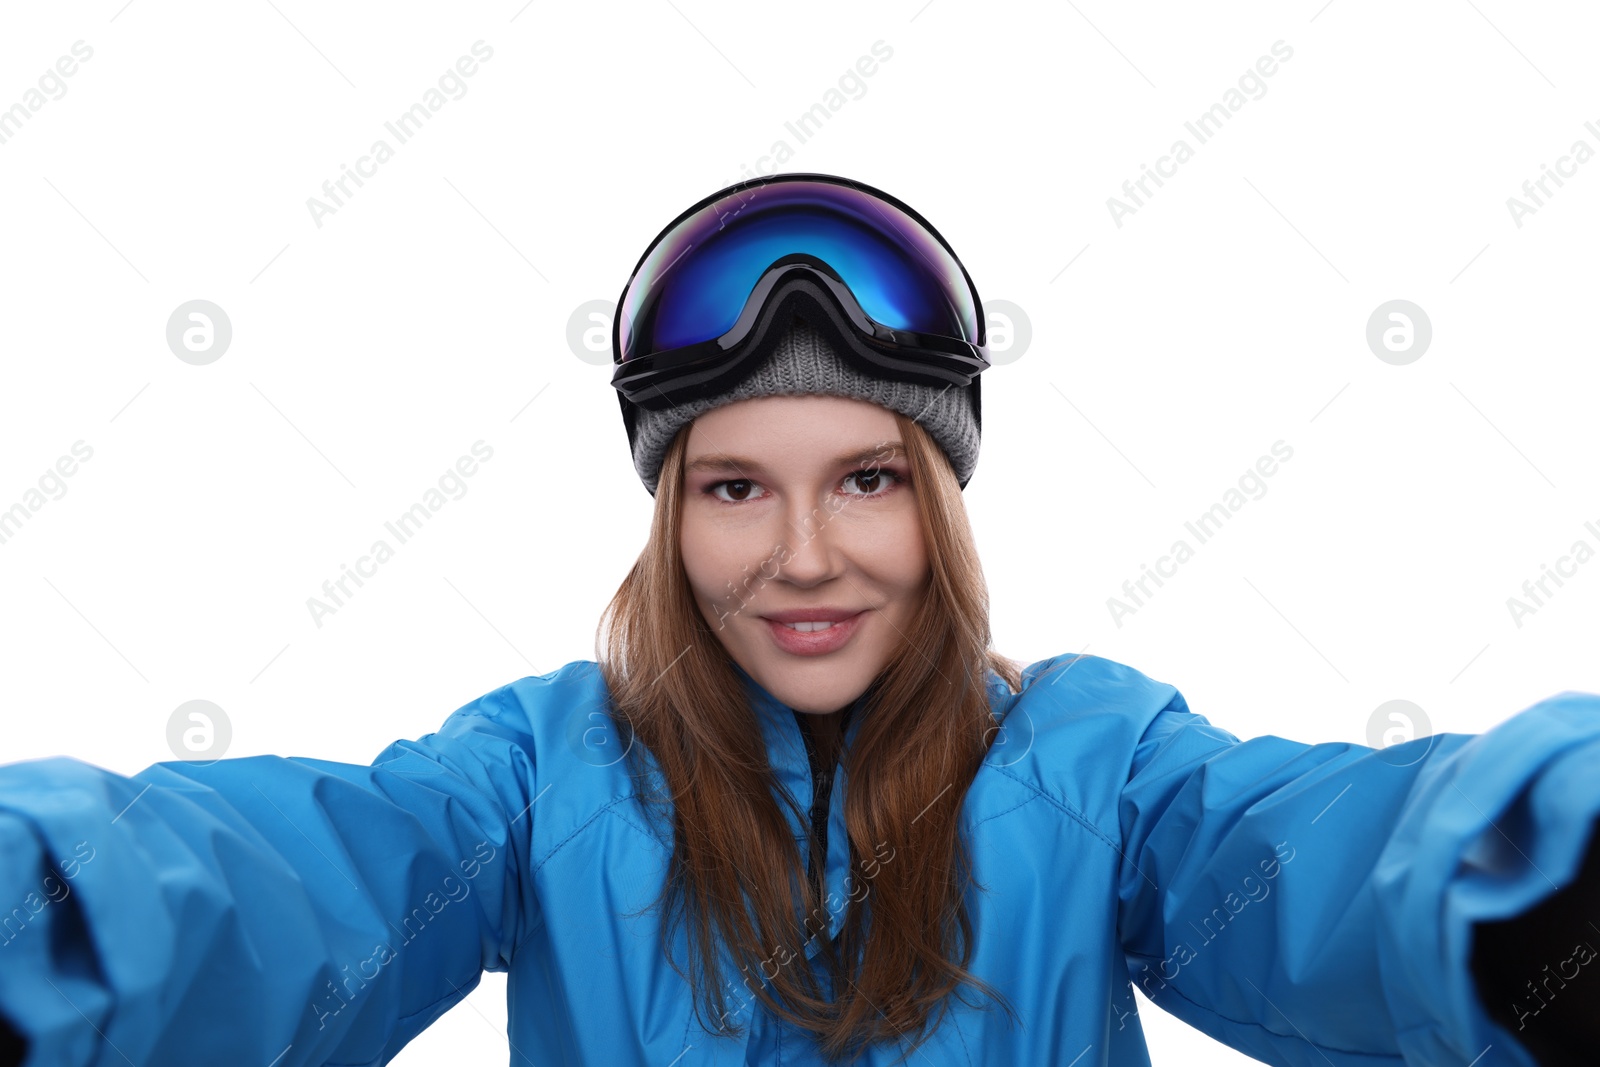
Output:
[
  {"xmin": 687, "ymin": 395, "xmax": 897, "ymax": 445},
  {"xmin": 683, "ymin": 396, "xmax": 904, "ymax": 473}
]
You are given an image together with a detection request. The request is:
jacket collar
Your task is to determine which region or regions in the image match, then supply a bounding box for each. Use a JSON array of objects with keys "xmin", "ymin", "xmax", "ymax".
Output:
[{"xmin": 728, "ymin": 660, "xmax": 1012, "ymax": 832}]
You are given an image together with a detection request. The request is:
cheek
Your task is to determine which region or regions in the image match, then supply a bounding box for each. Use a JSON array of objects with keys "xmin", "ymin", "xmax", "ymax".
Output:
[
  {"xmin": 868, "ymin": 514, "xmax": 930, "ymax": 592},
  {"xmin": 680, "ymin": 515, "xmax": 752, "ymax": 602},
  {"xmin": 900, "ymin": 543, "xmax": 931, "ymax": 593},
  {"xmin": 679, "ymin": 520, "xmax": 715, "ymax": 598}
]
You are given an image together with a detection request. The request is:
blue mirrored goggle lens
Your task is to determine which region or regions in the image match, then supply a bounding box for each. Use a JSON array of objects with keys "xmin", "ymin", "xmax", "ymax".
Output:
[{"xmin": 618, "ymin": 180, "xmax": 978, "ymax": 363}]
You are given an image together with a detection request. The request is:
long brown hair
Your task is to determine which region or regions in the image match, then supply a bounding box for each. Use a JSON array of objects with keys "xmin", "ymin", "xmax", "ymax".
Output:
[{"xmin": 595, "ymin": 407, "xmax": 1025, "ymax": 1064}]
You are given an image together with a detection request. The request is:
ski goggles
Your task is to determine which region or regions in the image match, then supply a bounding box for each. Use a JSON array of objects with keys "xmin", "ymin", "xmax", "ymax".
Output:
[{"xmin": 610, "ymin": 173, "xmax": 991, "ymax": 411}]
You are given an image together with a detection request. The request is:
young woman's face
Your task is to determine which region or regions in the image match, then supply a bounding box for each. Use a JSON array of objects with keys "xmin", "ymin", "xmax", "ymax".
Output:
[{"xmin": 679, "ymin": 395, "xmax": 930, "ymax": 716}]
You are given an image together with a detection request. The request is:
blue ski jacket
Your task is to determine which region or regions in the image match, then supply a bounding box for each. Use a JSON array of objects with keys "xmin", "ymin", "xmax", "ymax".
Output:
[{"xmin": 0, "ymin": 652, "xmax": 1596, "ymax": 1066}]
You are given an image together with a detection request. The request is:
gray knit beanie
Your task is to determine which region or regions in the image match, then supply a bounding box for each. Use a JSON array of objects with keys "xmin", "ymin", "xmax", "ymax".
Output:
[{"xmin": 631, "ymin": 316, "xmax": 980, "ymax": 496}]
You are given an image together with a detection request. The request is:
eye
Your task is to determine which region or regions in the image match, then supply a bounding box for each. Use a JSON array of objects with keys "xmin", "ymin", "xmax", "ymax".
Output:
[
  {"xmin": 841, "ymin": 468, "xmax": 903, "ymax": 498},
  {"xmin": 703, "ymin": 469, "xmax": 905, "ymax": 505},
  {"xmin": 707, "ymin": 479, "xmax": 765, "ymax": 504}
]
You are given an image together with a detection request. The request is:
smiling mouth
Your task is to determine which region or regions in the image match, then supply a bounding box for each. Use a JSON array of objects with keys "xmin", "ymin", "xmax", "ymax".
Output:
[{"xmin": 761, "ymin": 611, "xmax": 867, "ymax": 656}]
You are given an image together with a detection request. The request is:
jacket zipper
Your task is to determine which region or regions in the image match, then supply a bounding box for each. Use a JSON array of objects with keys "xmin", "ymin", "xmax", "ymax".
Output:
[{"xmin": 794, "ymin": 704, "xmax": 856, "ymax": 926}]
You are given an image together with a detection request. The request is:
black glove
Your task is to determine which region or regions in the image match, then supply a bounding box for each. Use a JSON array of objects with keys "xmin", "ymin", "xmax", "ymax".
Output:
[
  {"xmin": 1470, "ymin": 817, "xmax": 1600, "ymax": 1066},
  {"xmin": 0, "ymin": 1012, "xmax": 25, "ymax": 1067}
]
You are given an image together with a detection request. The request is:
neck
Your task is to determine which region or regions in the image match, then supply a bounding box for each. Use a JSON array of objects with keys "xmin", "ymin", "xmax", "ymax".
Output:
[{"xmin": 795, "ymin": 701, "xmax": 857, "ymax": 765}]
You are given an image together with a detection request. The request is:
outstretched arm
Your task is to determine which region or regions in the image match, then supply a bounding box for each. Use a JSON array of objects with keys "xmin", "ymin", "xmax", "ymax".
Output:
[
  {"xmin": 1116, "ymin": 686, "xmax": 1600, "ymax": 1067},
  {"xmin": 0, "ymin": 680, "xmax": 543, "ymax": 1066}
]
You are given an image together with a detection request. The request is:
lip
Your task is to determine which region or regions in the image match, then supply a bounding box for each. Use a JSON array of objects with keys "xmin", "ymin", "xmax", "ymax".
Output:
[
  {"xmin": 761, "ymin": 607, "xmax": 865, "ymax": 624},
  {"xmin": 763, "ymin": 610, "xmax": 866, "ymax": 656}
]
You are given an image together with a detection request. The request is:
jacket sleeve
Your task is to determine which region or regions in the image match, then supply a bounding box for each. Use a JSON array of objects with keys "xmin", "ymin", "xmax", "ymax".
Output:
[
  {"xmin": 1115, "ymin": 685, "xmax": 1600, "ymax": 1067},
  {"xmin": 0, "ymin": 679, "xmax": 543, "ymax": 1067}
]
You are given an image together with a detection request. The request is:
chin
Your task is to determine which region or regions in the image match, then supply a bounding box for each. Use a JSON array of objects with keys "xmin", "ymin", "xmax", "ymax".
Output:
[{"xmin": 757, "ymin": 657, "xmax": 877, "ymax": 715}]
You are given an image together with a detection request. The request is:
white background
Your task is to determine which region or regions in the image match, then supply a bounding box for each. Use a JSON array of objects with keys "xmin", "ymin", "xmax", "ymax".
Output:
[{"xmin": 2, "ymin": 1, "xmax": 1598, "ymax": 1064}]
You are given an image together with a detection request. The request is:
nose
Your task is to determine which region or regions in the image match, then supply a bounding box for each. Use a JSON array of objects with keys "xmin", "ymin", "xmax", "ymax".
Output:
[{"xmin": 770, "ymin": 494, "xmax": 845, "ymax": 588}]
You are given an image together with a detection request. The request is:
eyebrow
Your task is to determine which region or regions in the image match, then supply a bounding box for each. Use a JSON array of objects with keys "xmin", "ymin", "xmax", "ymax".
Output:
[{"xmin": 684, "ymin": 442, "xmax": 906, "ymax": 477}]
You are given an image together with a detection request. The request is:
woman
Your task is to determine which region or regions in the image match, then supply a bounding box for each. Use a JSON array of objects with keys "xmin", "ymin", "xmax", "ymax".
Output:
[{"xmin": 0, "ymin": 174, "xmax": 1595, "ymax": 1067}]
